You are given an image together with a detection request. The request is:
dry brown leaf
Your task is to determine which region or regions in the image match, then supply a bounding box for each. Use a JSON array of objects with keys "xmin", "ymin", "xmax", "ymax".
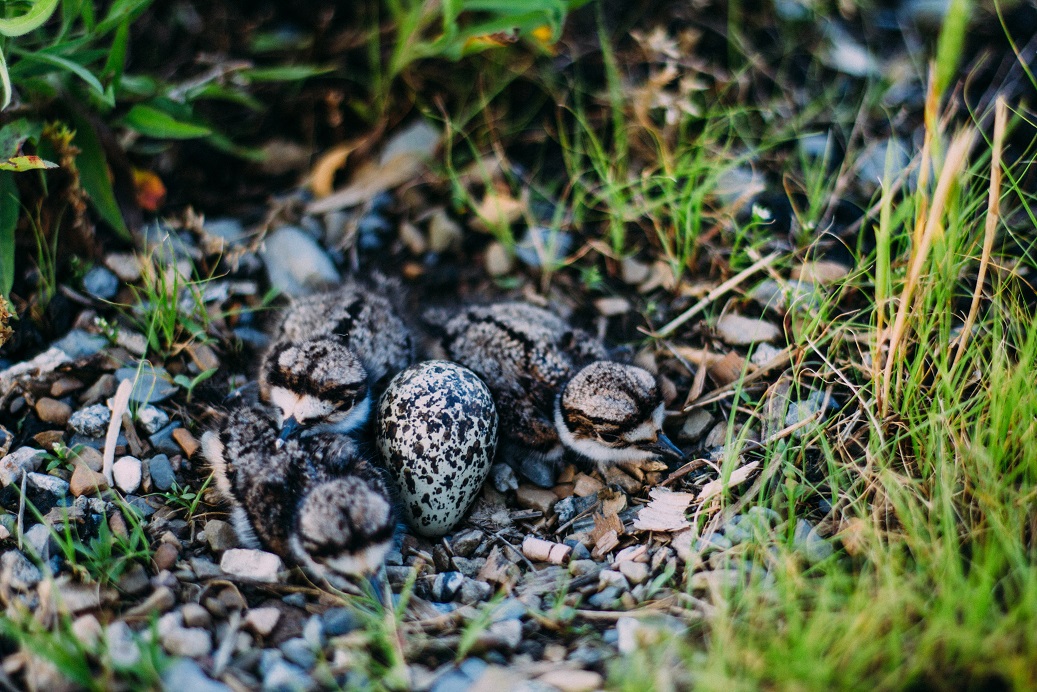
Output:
[
  {"xmin": 308, "ymin": 141, "xmax": 360, "ymax": 198},
  {"xmin": 696, "ymin": 461, "xmax": 760, "ymax": 502},
  {"xmin": 633, "ymin": 487, "xmax": 695, "ymax": 532},
  {"xmin": 306, "ymin": 153, "xmax": 424, "ymax": 214},
  {"xmin": 471, "ymin": 189, "xmax": 525, "ymax": 232},
  {"xmin": 707, "ymin": 351, "xmax": 746, "ymax": 386}
]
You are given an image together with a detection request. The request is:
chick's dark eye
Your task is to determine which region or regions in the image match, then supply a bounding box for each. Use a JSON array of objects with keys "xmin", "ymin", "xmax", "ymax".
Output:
[{"xmin": 598, "ymin": 433, "xmax": 619, "ymax": 445}]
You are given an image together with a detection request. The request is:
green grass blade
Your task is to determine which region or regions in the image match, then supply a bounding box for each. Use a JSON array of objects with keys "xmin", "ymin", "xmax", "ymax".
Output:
[
  {"xmin": 0, "ymin": 171, "xmax": 18, "ymax": 297},
  {"xmin": 68, "ymin": 110, "xmax": 130, "ymax": 239},
  {"xmin": 122, "ymin": 104, "xmax": 211, "ymax": 139},
  {"xmin": 0, "ymin": 0, "xmax": 60, "ymax": 37}
]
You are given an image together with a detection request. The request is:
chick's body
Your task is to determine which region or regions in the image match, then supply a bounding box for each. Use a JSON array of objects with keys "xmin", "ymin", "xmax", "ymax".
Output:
[
  {"xmin": 202, "ymin": 407, "xmax": 395, "ymax": 584},
  {"xmin": 434, "ymin": 302, "xmax": 608, "ymax": 457},
  {"xmin": 274, "ymin": 281, "xmax": 414, "ymax": 386}
]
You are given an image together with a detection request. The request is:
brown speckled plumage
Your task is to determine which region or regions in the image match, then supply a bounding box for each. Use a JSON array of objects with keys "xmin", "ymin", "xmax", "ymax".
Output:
[
  {"xmin": 559, "ymin": 361, "xmax": 659, "ymax": 438},
  {"xmin": 272, "ymin": 280, "xmax": 414, "ymax": 386},
  {"xmin": 432, "ymin": 302, "xmax": 608, "ymax": 454},
  {"xmin": 201, "ymin": 407, "xmax": 395, "ymax": 583}
]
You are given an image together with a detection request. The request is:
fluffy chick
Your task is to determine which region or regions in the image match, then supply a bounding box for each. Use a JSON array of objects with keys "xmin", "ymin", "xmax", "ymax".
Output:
[
  {"xmin": 201, "ymin": 406, "xmax": 395, "ymax": 586},
  {"xmin": 432, "ymin": 302, "xmax": 683, "ymax": 480},
  {"xmin": 260, "ymin": 279, "xmax": 415, "ymax": 442}
]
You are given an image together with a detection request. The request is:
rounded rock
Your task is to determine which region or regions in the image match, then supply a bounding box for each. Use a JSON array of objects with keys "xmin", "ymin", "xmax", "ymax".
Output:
[
  {"xmin": 112, "ymin": 456, "xmax": 143, "ymax": 494},
  {"xmin": 35, "ymin": 398, "xmax": 72, "ymax": 426},
  {"xmin": 376, "ymin": 361, "xmax": 498, "ymax": 538}
]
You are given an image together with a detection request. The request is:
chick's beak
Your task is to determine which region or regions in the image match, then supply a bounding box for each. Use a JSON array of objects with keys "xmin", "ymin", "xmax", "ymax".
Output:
[
  {"xmin": 276, "ymin": 416, "xmax": 302, "ymax": 448},
  {"xmin": 642, "ymin": 431, "xmax": 685, "ymax": 465}
]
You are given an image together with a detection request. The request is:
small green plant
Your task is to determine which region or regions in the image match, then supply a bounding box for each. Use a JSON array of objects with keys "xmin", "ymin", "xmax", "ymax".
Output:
[
  {"xmin": 42, "ymin": 441, "xmax": 81, "ymax": 473},
  {"xmin": 173, "ymin": 367, "xmax": 217, "ymax": 402},
  {"xmin": 158, "ymin": 474, "xmax": 212, "ymax": 522}
]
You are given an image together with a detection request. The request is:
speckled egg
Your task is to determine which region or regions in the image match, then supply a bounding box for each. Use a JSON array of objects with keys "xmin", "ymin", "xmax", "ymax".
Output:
[{"xmin": 376, "ymin": 360, "xmax": 498, "ymax": 537}]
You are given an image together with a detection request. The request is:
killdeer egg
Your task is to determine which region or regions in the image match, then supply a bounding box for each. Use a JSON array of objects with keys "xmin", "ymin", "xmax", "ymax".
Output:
[{"xmin": 376, "ymin": 361, "xmax": 498, "ymax": 537}]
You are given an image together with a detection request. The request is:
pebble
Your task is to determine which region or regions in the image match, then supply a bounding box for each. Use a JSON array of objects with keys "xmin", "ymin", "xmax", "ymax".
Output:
[
  {"xmin": 515, "ymin": 485, "xmax": 558, "ymax": 515},
  {"xmin": 484, "ymin": 241, "xmax": 514, "ymax": 276},
  {"xmin": 115, "ymin": 366, "xmax": 179, "ymax": 404},
  {"xmin": 431, "ymin": 571, "xmax": 465, "ymax": 602},
  {"xmin": 136, "ymin": 406, "xmax": 169, "ymax": 435},
  {"xmin": 68, "ymin": 404, "xmax": 111, "ymax": 437},
  {"xmin": 118, "ymin": 564, "xmax": 150, "ymax": 596},
  {"xmin": 72, "ymin": 447, "xmax": 103, "ymax": 473},
  {"xmin": 162, "ymin": 626, "xmax": 213, "ymax": 658},
  {"xmin": 594, "ymin": 297, "xmax": 631, "ymax": 316},
  {"xmin": 537, "ymin": 670, "xmax": 603, "ymax": 692},
  {"xmin": 321, "ymin": 607, "xmax": 357, "ymax": 637},
  {"xmin": 620, "ymin": 257, "xmax": 652, "ymax": 285},
  {"xmin": 71, "ymin": 614, "xmax": 103, "ymax": 649},
  {"xmin": 69, "ymin": 463, "xmax": 109, "ymax": 497},
  {"xmin": 0, "ymin": 447, "xmax": 45, "ymax": 486},
  {"xmin": 26, "ymin": 471, "xmax": 70, "ymax": 498},
  {"xmin": 515, "ymin": 226, "xmax": 573, "ymax": 269},
  {"xmin": 431, "ymin": 659, "xmax": 487, "ymax": 692},
  {"xmin": 1, "ymin": 549, "xmax": 42, "ymax": 591},
  {"xmin": 190, "ymin": 556, "xmax": 223, "ymax": 581},
  {"xmin": 148, "ymin": 454, "xmax": 176, "ymax": 491},
  {"xmin": 82, "ymin": 266, "xmax": 120, "ymax": 300},
  {"xmin": 203, "ymin": 218, "xmax": 247, "ymax": 245},
  {"xmin": 23, "ymin": 523, "xmax": 53, "ymax": 558},
  {"xmin": 49, "ymin": 377, "xmax": 83, "ymax": 398},
  {"xmin": 106, "ymin": 621, "xmax": 141, "ymax": 667},
  {"xmin": 182, "ymin": 602, "xmax": 212, "ymax": 629},
  {"xmin": 152, "ymin": 543, "xmax": 180, "ymax": 572},
  {"xmin": 149, "ymin": 423, "xmax": 183, "ymax": 456},
  {"xmin": 112, "ymin": 456, "xmax": 143, "ymax": 493},
  {"xmin": 715, "ymin": 313, "xmax": 781, "ymax": 345},
  {"xmin": 458, "ymin": 579, "xmax": 493, "ymax": 604},
  {"xmin": 161, "ymin": 659, "xmax": 231, "ymax": 692},
  {"xmin": 451, "ymin": 529, "xmax": 483, "ymax": 558},
  {"xmin": 794, "ymin": 519, "xmax": 834, "ymax": 564},
  {"xmin": 127, "ymin": 586, "xmax": 176, "ymax": 617},
  {"xmin": 205, "ymin": 519, "xmax": 238, "ymax": 552},
  {"xmin": 261, "ymin": 225, "xmax": 341, "ymax": 298},
  {"xmin": 220, "ymin": 549, "xmax": 284, "ymax": 583},
  {"xmin": 245, "ymin": 607, "xmax": 282, "ymax": 637},
  {"xmin": 618, "ymin": 560, "xmax": 650, "ymax": 586},
  {"xmin": 489, "ymin": 463, "xmax": 518, "ymax": 493},
  {"xmin": 280, "ymin": 637, "xmax": 316, "ymax": 669},
  {"xmin": 263, "ymin": 659, "xmax": 316, "ymax": 692},
  {"xmin": 750, "ymin": 342, "xmax": 784, "ymax": 366},
  {"xmin": 485, "ymin": 619, "xmax": 522, "ymax": 651},
  {"xmin": 105, "ymin": 253, "xmax": 143, "ymax": 282},
  {"xmin": 51, "ymin": 330, "xmax": 108, "ymax": 359},
  {"xmin": 35, "ymin": 398, "xmax": 72, "ymax": 426}
]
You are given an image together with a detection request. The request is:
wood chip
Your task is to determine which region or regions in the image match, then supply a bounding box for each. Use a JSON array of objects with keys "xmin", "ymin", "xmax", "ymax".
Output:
[
  {"xmin": 591, "ymin": 530, "xmax": 619, "ymax": 560},
  {"xmin": 122, "ymin": 413, "xmax": 148, "ymax": 458},
  {"xmin": 521, "ymin": 536, "xmax": 572, "ymax": 565},
  {"xmin": 172, "ymin": 428, "xmax": 200, "ymax": 458},
  {"xmin": 477, "ymin": 546, "xmax": 520, "ymax": 591},
  {"xmin": 633, "ymin": 488, "xmax": 695, "ymax": 532}
]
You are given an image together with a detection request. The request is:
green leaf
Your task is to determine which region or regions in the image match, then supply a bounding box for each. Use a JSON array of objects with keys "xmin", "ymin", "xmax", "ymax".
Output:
[
  {"xmin": 0, "ymin": 119, "xmax": 43, "ymax": 158},
  {"xmin": 101, "ymin": 18, "xmax": 130, "ymax": 85},
  {"xmin": 14, "ymin": 50, "xmax": 108, "ymax": 103},
  {"xmin": 239, "ymin": 65, "xmax": 334, "ymax": 83},
  {"xmin": 0, "ymin": 0, "xmax": 60, "ymax": 37},
  {"xmin": 0, "ymin": 172, "xmax": 18, "ymax": 298},
  {"xmin": 122, "ymin": 104, "xmax": 211, "ymax": 139},
  {"xmin": 0, "ymin": 46, "xmax": 10, "ymax": 111},
  {"xmin": 68, "ymin": 111, "xmax": 130, "ymax": 239},
  {"xmin": 0, "ymin": 155, "xmax": 58, "ymax": 171}
]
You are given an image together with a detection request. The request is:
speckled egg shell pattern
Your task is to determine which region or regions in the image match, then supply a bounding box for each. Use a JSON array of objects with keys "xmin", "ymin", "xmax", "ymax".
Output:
[{"xmin": 376, "ymin": 361, "xmax": 498, "ymax": 537}]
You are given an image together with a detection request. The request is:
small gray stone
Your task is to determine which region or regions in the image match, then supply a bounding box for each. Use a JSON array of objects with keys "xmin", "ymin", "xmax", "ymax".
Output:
[
  {"xmin": 261, "ymin": 225, "xmax": 340, "ymax": 298},
  {"xmin": 182, "ymin": 603, "xmax": 212, "ymax": 629},
  {"xmin": 161, "ymin": 626, "xmax": 213, "ymax": 657},
  {"xmin": 83, "ymin": 266, "xmax": 120, "ymax": 300},
  {"xmin": 118, "ymin": 563, "xmax": 150, "ymax": 596},
  {"xmin": 0, "ymin": 447, "xmax": 45, "ymax": 486},
  {"xmin": 204, "ymin": 218, "xmax": 247, "ymax": 245},
  {"xmin": 485, "ymin": 619, "xmax": 522, "ymax": 651},
  {"xmin": 280, "ymin": 637, "xmax": 316, "ymax": 669},
  {"xmin": 149, "ymin": 423, "xmax": 183, "ymax": 456},
  {"xmin": 321, "ymin": 607, "xmax": 357, "ymax": 637},
  {"xmin": 450, "ymin": 529, "xmax": 483, "ymax": 558},
  {"xmin": 488, "ymin": 463, "xmax": 518, "ymax": 493},
  {"xmin": 245, "ymin": 607, "xmax": 282, "ymax": 637},
  {"xmin": 302, "ymin": 615, "xmax": 324, "ymax": 649},
  {"xmin": 1, "ymin": 549, "xmax": 42, "ymax": 590},
  {"xmin": 695, "ymin": 534, "xmax": 733, "ymax": 555},
  {"xmin": 431, "ymin": 659, "xmax": 487, "ymax": 692},
  {"xmin": 220, "ymin": 549, "xmax": 284, "ymax": 583},
  {"xmin": 22, "ymin": 523, "xmax": 53, "ymax": 558},
  {"xmin": 116, "ymin": 367, "xmax": 178, "ymax": 404},
  {"xmin": 263, "ymin": 659, "xmax": 316, "ymax": 692},
  {"xmin": 69, "ymin": 404, "xmax": 111, "ymax": 437},
  {"xmin": 26, "ymin": 472, "xmax": 69, "ymax": 498},
  {"xmin": 431, "ymin": 571, "xmax": 465, "ymax": 602},
  {"xmin": 587, "ymin": 586, "xmax": 621, "ymax": 608},
  {"xmin": 794, "ymin": 519, "xmax": 834, "ymax": 564},
  {"xmin": 746, "ymin": 506, "xmax": 781, "ymax": 527},
  {"xmin": 51, "ymin": 330, "xmax": 107, "ymax": 359},
  {"xmin": 148, "ymin": 454, "xmax": 176, "ymax": 491},
  {"xmin": 112, "ymin": 456, "xmax": 143, "ymax": 494},
  {"xmin": 618, "ymin": 561, "xmax": 650, "ymax": 586},
  {"xmin": 135, "ymin": 406, "xmax": 169, "ymax": 435},
  {"xmin": 106, "ymin": 621, "xmax": 141, "ymax": 667},
  {"xmin": 458, "ymin": 579, "xmax": 493, "ymax": 604},
  {"xmin": 450, "ymin": 557, "xmax": 485, "ymax": 579},
  {"xmin": 204, "ymin": 519, "xmax": 238, "ymax": 552},
  {"xmin": 680, "ymin": 410, "xmax": 713, "ymax": 443},
  {"xmin": 723, "ymin": 521, "xmax": 752, "ymax": 544},
  {"xmin": 161, "ymin": 659, "xmax": 232, "ymax": 692}
]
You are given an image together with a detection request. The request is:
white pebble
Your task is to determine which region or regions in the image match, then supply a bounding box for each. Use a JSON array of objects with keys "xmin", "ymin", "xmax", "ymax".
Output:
[
  {"xmin": 219, "ymin": 549, "xmax": 284, "ymax": 583},
  {"xmin": 112, "ymin": 456, "xmax": 143, "ymax": 494}
]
